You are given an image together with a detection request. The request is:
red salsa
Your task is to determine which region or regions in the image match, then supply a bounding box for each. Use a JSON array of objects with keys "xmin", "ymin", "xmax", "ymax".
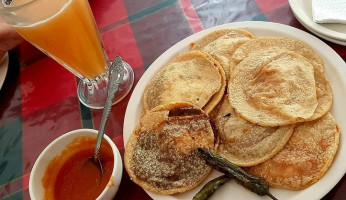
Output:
[{"xmin": 42, "ymin": 136, "xmax": 114, "ymax": 200}]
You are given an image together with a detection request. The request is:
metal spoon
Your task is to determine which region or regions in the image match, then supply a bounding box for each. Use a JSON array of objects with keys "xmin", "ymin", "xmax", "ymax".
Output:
[{"xmin": 92, "ymin": 56, "xmax": 124, "ymax": 176}]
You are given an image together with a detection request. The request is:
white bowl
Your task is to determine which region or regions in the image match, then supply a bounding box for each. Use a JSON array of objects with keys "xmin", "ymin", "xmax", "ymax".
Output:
[{"xmin": 29, "ymin": 129, "xmax": 123, "ymax": 200}]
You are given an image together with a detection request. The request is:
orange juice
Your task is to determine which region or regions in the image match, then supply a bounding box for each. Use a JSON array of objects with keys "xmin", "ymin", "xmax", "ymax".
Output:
[{"xmin": 14, "ymin": 0, "xmax": 107, "ymax": 80}]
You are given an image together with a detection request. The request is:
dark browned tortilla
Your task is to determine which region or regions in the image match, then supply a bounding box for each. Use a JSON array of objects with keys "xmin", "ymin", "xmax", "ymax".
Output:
[{"xmin": 124, "ymin": 102, "xmax": 217, "ymax": 194}]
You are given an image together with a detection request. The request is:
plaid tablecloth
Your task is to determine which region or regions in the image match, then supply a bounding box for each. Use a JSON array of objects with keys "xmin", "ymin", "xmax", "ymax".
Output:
[{"xmin": 1, "ymin": 0, "xmax": 346, "ymax": 199}]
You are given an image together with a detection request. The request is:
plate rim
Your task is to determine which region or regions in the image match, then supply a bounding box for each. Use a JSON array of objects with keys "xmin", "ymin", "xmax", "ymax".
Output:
[
  {"xmin": 288, "ymin": 0, "xmax": 346, "ymax": 42},
  {"xmin": 123, "ymin": 21, "xmax": 346, "ymax": 200},
  {"xmin": 294, "ymin": 15, "xmax": 346, "ymax": 46}
]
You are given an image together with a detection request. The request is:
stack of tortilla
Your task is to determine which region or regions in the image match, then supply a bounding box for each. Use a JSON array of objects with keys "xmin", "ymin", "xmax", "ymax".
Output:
[{"xmin": 124, "ymin": 29, "xmax": 340, "ymax": 194}]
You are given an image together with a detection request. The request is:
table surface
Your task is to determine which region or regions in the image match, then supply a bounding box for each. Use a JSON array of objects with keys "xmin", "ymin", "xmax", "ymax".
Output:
[{"xmin": 1, "ymin": 0, "xmax": 346, "ymax": 199}]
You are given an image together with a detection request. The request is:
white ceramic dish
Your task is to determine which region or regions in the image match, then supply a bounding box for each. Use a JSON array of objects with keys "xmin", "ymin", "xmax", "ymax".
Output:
[
  {"xmin": 123, "ymin": 21, "xmax": 346, "ymax": 200},
  {"xmin": 29, "ymin": 129, "xmax": 123, "ymax": 200},
  {"xmin": 0, "ymin": 52, "xmax": 9, "ymax": 90},
  {"xmin": 298, "ymin": 18, "xmax": 346, "ymax": 46},
  {"xmin": 289, "ymin": 0, "xmax": 346, "ymax": 45}
]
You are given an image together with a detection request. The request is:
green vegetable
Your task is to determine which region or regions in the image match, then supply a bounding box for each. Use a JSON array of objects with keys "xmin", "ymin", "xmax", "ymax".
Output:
[
  {"xmin": 198, "ymin": 148, "xmax": 278, "ymax": 200},
  {"xmin": 193, "ymin": 175, "xmax": 230, "ymax": 200}
]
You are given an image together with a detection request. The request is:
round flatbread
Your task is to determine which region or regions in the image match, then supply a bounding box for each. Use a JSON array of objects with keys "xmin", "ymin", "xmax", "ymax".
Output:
[
  {"xmin": 202, "ymin": 54, "xmax": 226, "ymax": 114},
  {"xmin": 229, "ymin": 50, "xmax": 318, "ymax": 126},
  {"xmin": 232, "ymin": 37, "xmax": 324, "ymax": 71},
  {"xmin": 124, "ymin": 103, "xmax": 216, "ymax": 194},
  {"xmin": 190, "ymin": 29, "xmax": 254, "ymax": 80},
  {"xmin": 143, "ymin": 50, "xmax": 225, "ymax": 114},
  {"xmin": 305, "ymin": 67, "xmax": 332, "ymax": 121},
  {"xmin": 247, "ymin": 113, "xmax": 340, "ymax": 190},
  {"xmin": 214, "ymin": 95, "xmax": 294, "ymax": 167}
]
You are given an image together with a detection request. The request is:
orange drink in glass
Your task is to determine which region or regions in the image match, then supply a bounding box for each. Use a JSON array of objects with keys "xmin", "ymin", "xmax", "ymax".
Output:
[{"xmin": 0, "ymin": 0, "xmax": 134, "ymax": 108}]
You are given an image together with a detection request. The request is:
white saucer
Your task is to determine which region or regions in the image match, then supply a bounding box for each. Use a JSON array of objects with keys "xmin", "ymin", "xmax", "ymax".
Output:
[
  {"xmin": 289, "ymin": 0, "xmax": 346, "ymax": 45},
  {"xmin": 297, "ymin": 16, "xmax": 346, "ymax": 46},
  {"xmin": 0, "ymin": 52, "xmax": 9, "ymax": 90}
]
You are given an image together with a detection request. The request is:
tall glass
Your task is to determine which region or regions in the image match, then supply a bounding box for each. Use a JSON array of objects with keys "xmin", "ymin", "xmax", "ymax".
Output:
[{"xmin": 0, "ymin": 0, "xmax": 134, "ymax": 109}]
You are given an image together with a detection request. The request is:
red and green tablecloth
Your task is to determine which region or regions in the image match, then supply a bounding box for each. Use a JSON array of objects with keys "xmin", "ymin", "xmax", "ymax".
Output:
[{"xmin": 1, "ymin": 0, "xmax": 346, "ymax": 199}]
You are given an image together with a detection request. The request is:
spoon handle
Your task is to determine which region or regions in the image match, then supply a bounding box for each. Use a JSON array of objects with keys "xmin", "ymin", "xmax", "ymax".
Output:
[{"xmin": 94, "ymin": 56, "xmax": 124, "ymax": 159}]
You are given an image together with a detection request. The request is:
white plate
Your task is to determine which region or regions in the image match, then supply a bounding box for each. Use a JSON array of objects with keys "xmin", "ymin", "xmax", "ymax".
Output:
[
  {"xmin": 0, "ymin": 52, "xmax": 9, "ymax": 90},
  {"xmin": 298, "ymin": 18, "xmax": 346, "ymax": 46},
  {"xmin": 123, "ymin": 21, "xmax": 346, "ymax": 200},
  {"xmin": 289, "ymin": 0, "xmax": 346, "ymax": 44}
]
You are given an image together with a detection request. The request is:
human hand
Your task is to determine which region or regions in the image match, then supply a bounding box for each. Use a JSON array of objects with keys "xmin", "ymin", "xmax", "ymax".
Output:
[{"xmin": 0, "ymin": 17, "xmax": 23, "ymax": 59}]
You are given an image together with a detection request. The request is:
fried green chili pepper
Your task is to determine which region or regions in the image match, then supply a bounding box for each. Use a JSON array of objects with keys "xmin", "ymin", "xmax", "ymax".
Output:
[
  {"xmin": 193, "ymin": 175, "xmax": 230, "ymax": 200},
  {"xmin": 198, "ymin": 148, "xmax": 278, "ymax": 200}
]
